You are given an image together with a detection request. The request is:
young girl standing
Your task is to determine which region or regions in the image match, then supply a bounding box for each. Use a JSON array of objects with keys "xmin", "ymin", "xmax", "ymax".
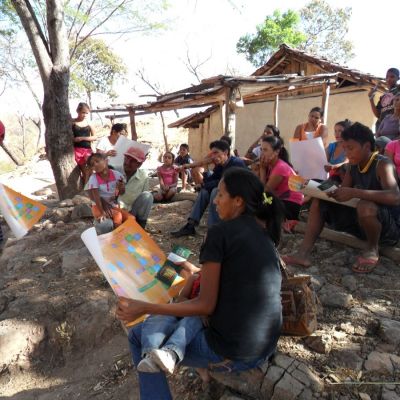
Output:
[
  {"xmin": 87, "ymin": 153, "xmax": 129, "ymax": 228},
  {"xmin": 72, "ymin": 102, "xmax": 97, "ymax": 184},
  {"xmin": 154, "ymin": 152, "xmax": 178, "ymax": 202},
  {"xmin": 116, "ymin": 167, "xmax": 284, "ymax": 400}
]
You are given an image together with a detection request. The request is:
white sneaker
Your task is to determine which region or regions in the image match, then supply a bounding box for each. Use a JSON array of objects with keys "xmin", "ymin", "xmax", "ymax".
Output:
[
  {"xmin": 137, "ymin": 355, "xmax": 160, "ymax": 373},
  {"xmin": 150, "ymin": 349, "xmax": 177, "ymax": 374}
]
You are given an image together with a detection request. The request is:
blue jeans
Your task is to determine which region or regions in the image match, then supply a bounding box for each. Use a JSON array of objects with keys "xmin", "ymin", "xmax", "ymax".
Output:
[
  {"xmin": 141, "ymin": 315, "xmax": 203, "ymax": 361},
  {"xmin": 130, "ymin": 192, "xmax": 154, "ymax": 223},
  {"xmin": 189, "ymin": 187, "xmax": 220, "ymax": 227},
  {"xmin": 129, "ymin": 323, "xmax": 270, "ymax": 400}
]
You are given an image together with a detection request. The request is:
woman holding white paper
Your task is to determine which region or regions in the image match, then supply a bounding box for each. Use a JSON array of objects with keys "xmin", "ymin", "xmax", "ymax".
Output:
[
  {"xmin": 116, "ymin": 168, "xmax": 283, "ymax": 400},
  {"xmin": 96, "ymin": 123, "xmax": 126, "ymax": 172},
  {"xmin": 293, "ymin": 106, "xmax": 329, "ymax": 148}
]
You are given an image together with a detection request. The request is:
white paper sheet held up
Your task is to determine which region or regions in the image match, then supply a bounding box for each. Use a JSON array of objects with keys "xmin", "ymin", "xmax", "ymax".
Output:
[{"xmin": 289, "ymin": 137, "xmax": 328, "ymax": 181}]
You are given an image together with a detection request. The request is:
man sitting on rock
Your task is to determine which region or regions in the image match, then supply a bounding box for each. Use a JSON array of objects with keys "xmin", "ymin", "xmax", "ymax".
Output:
[
  {"xmin": 283, "ymin": 122, "xmax": 400, "ymax": 274},
  {"xmin": 171, "ymin": 139, "xmax": 246, "ymax": 237},
  {"xmin": 118, "ymin": 146, "xmax": 153, "ymax": 229}
]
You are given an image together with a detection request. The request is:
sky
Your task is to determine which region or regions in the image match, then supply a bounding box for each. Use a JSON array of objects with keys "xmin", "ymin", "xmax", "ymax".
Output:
[{"xmin": 1, "ymin": 0, "xmax": 400, "ymax": 114}]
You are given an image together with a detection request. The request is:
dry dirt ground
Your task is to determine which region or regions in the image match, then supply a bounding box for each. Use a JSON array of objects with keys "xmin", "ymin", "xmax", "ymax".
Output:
[{"xmin": 1, "ymin": 164, "xmax": 400, "ymax": 399}]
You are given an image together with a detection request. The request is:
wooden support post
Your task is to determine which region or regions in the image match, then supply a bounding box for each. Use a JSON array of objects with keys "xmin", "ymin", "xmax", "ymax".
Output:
[
  {"xmin": 128, "ymin": 108, "xmax": 137, "ymax": 140},
  {"xmin": 293, "ymin": 221, "xmax": 400, "ymax": 262},
  {"xmin": 274, "ymin": 95, "xmax": 279, "ymax": 127},
  {"xmin": 321, "ymin": 82, "xmax": 330, "ymax": 125},
  {"xmin": 224, "ymin": 87, "xmax": 236, "ymax": 150},
  {"xmin": 159, "ymin": 112, "xmax": 169, "ymax": 152}
]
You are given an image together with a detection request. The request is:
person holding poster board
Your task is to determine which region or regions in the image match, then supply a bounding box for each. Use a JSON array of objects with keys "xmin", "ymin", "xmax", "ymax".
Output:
[
  {"xmin": 284, "ymin": 123, "xmax": 400, "ymax": 274},
  {"xmin": 293, "ymin": 106, "xmax": 329, "ymax": 148},
  {"xmin": 96, "ymin": 123, "xmax": 126, "ymax": 173},
  {"xmin": 116, "ymin": 168, "xmax": 283, "ymax": 399}
]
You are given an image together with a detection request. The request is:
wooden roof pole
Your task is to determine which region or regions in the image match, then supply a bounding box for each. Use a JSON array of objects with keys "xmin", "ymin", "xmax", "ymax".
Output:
[
  {"xmin": 224, "ymin": 86, "xmax": 237, "ymax": 150},
  {"xmin": 128, "ymin": 108, "xmax": 138, "ymax": 140},
  {"xmin": 321, "ymin": 81, "xmax": 331, "ymax": 125},
  {"xmin": 274, "ymin": 95, "xmax": 279, "ymax": 127}
]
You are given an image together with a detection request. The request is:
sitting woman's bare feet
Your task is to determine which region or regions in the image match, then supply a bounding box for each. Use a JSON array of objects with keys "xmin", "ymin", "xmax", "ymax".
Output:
[{"xmin": 282, "ymin": 254, "xmax": 312, "ymax": 268}]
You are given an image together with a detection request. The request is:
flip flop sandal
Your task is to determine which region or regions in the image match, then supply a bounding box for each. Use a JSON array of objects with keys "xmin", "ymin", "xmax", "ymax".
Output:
[
  {"xmin": 281, "ymin": 255, "xmax": 311, "ymax": 269},
  {"xmin": 352, "ymin": 256, "xmax": 379, "ymax": 274},
  {"xmin": 282, "ymin": 220, "xmax": 298, "ymax": 234}
]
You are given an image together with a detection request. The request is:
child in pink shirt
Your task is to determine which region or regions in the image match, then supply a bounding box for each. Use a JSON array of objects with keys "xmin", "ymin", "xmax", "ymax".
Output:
[{"xmin": 154, "ymin": 152, "xmax": 179, "ymax": 202}]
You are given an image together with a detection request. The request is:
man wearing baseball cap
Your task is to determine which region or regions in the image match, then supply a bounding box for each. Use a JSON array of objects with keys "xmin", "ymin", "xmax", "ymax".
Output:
[{"xmin": 118, "ymin": 146, "xmax": 153, "ymax": 228}]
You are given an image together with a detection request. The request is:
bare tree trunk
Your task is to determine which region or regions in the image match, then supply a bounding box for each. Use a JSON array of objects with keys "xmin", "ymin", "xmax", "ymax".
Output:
[
  {"xmin": 159, "ymin": 112, "xmax": 169, "ymax": 151},
  {"xmin": 42, "ymin": 68, "xmax": 80, "ymax": 199},
  {"xmin": 35, "ymin": 116, "xmax": 45, "ymax": 151}
]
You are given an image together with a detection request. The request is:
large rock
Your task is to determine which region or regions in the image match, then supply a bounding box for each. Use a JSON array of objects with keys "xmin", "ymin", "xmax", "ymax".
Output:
[
  {"xmin": 341, "ymin": 275, "xmax": 358, "ymax": 292},
  {"xmin": 72, "ymin": 194, "xmax": 92, "ymax": 205},
  {"xmin": 261, "ymin": 365, "xmax": 286, "ymax": 398},
  {"xmin": 51, "ymin": 207, "xmax": 72, "ymax": 223},
  {"xmin": 71, "ymin": 203, "xmax": 93, "ymax": 220},
  {"xmin": 0, "ymin": 319, "xmax": 46, "ymax": 369},
  {"xmin": 211, "ymin": 368, "xmax": 264, "ymax": 399},
  {"xmin": 59, "ymin": 199, "xmax": 74, "ymax": 207},
  {"xmin": 61, "ymin": 247, "xmax": 94, "ymax": 275},
  {"xmin": 271, "ymin": 372, "xmax": 305, "ymax": 400},
  {"xmin": 304, "ymin": 334, "xmax": 332, "ymax": 354},
  {"xmin": 379, "ymin": 319, "xmax": 400, "ymax": 346},
  {"xmin": 65, "ymin": 295, "xmax": 116, "ymax": 353},
  {"xmin": 261, "ymin": 354, "xmax": 323, "ymax": 399},
  {"xmin": 381, "ymin": 389, "xmax": 400, "ymax": 400},
  {"xmin": 319, "ymin": 284, "xmax": 353, "ymax": 309},
  {"xmin": 332, "ymin": 345, "xmax": 363, "ymax": 370},
  {"xmin": 364, "ymin": 351, "xmax": 393, "ymax": 374}
]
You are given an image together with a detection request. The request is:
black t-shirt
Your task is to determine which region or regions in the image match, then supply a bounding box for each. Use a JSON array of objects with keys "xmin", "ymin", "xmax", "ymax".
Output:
[
  {"xmin": 203, "ymin": 156, "xmax": 247, "ymax": 193},
  {"xmin": 199, "ymin": 215, "xmax": 282, "ymax": 362}
]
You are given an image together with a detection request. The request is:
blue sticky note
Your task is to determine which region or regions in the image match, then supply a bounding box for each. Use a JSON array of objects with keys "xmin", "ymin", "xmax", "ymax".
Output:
[
  {"xmin": 107, "ymin": 263, "xmax": 117, "ymax": 272},
  {"xmin": 116, "ymin": 260, "xmax": 125, "ymax": 269},
  {"xmin": 138, "ymin": 258, "xmax": 147, "ymax": 266},
  {"xmin": 152, "ymin": 264, "xmax": 161, "ymax": 273}
]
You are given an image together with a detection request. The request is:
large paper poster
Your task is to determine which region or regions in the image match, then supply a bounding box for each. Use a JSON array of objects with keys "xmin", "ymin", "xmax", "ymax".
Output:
[
  {"xmin": 289, "ymin": 137, "xmax": 328, "ymax": 181},
  {"xmin": 289, "ymin": 175, "xmax": 359, "ymax": 208},
  {"xmin": 108, "ymin": 136, "xmax": 151, "ymax": 170},
  {"xmin": 81, "ymin": 218, "xmax": 184, "ymax": 326},
  {"xmin": 0, "ymin": 183, "xmax": 47, "ymax": 239}
]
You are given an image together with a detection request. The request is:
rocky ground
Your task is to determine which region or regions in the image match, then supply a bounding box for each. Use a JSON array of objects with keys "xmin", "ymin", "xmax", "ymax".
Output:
[{"xmin": 1, "ymin": 166, "xmax": 400, "ymax": 400}]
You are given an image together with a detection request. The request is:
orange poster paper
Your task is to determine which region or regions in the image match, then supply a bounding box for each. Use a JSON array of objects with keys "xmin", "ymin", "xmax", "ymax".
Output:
[{"xmin": 0, "ymin": 183, "xmax": 46, "ymax": 239}]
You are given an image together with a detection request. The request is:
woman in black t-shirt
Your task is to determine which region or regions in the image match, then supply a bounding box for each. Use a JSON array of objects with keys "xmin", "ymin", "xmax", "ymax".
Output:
[
  {"xmin": 71, "ymin": 102, "xmax": 97, "ymax": 184},
  {"xmin": 116, "ymin": 167, "xmax": 284, "ymax": 399}
]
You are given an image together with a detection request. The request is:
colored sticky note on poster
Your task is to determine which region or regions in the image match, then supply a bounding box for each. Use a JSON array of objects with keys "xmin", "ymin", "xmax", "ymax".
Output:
[
  {"xmin": 0, "ymin": 183, "xmax": 47, "ymax": 239},
  {"xmin": 81, "ymin": 218, "xmax": 185, "ymax": 326}
]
